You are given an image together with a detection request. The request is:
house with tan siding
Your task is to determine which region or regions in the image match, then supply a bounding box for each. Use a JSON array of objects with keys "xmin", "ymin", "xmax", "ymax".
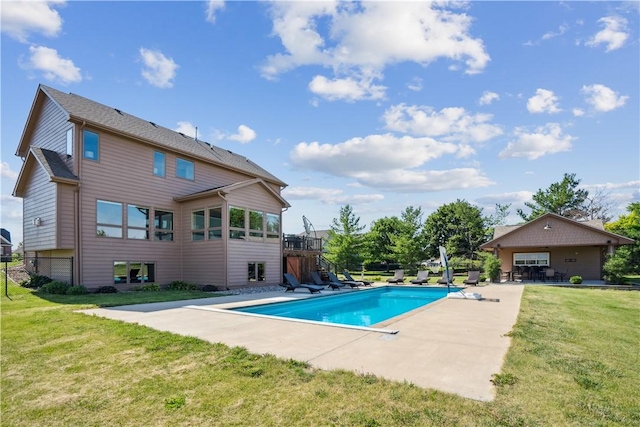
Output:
[
  {"xmin": 13, "ymin": 84, "xmax": 290, "ymax": 290},
  {"xmin": 480, "ymin": 212, "xmax": 634, "ymax": 281}
]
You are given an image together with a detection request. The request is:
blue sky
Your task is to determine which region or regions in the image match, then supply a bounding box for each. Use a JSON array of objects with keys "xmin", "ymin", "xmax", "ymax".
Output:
[{"xmin": 1, "ymin": 1, "xmax": 639, "ymax": 246}]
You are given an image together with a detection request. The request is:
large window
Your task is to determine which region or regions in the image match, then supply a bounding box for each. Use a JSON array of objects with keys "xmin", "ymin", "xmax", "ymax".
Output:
[
  {"xmin": 154, "ymin": 210, "xmax": 174, "ymax": 241},
  {"xmin": 127, "ymin": 205, "xmax": 149, "ymax": 239},
  {"xmin": 249, "ymin": 210, "xmax": 264, "ymax": 238},
  {"xmin": 83, "ymin": 130, "xmax": 99, "ymax": 161},
  {"xmin": 96, "ymin": 200, "xmax": 122, "ymax": 237},
  {"xmin": 248, "ymin": 262, "xmax": 265, "ymax": 282},
  {"xmin": 176, "ymin": 158, "xmax": 194, "ymax": 180},
  {"xmin": 266, "ymin": 213, "xmax": 280, "ymax": 240},
  {"xmin": 114, "ymin": 261, "xmax": 156, "ymax": 285},
  {"xmin": 514, "ymin": 252, "xmax": 549, "ymax": 266},
  {"xmin": 192, "ymin": 210, "xmax": 205, "ymax": 240},
  {"xmin": 153, "ymin": 151, "xmax": 165, "ymax": 177},
  {"xmin": 209, "ymin": 207, "xmax": 222, "ymax": 239},
  {"xmin": 229, "ymin": 206, "xmax": 246, "ymax": 239}
]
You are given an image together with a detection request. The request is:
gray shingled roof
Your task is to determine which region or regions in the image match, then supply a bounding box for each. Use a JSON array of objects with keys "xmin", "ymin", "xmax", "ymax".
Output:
[
  {"xmin": 40, "ymin": 85, "xmax": 286, "ymax": 186},
  {"xmin": 32, "ymin": 147, "xmax": 79, "ymax": 181}
]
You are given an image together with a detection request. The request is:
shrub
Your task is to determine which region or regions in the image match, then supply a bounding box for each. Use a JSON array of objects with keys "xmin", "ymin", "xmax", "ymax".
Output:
[
  {"xmin": 132, "ymin": 283, "xmax": 160, "ymax": 292},
  {"xmin": 40, "ymin": 280, "xmax": 70, "ymax": 294},
  {"xmin": 569, "ymin": 276, "xmax": 583, "ymax": 285},
  {"xmin": 94, "ymin": 285, "xmax": 118, "ymax": 294},
  {"xmin": 66, "ymin": 285, "xmax": 88, "ymax": 295},
  {"xmin": 602, "ymin": 253, "xmax": 629, "ymax": 284},
  {"xmin": 21, "ymin": 274, "xmax": 52, "ymax": 289},
  {"xmin": 201, "ymin": 285, "xmax": 219, "ymax": 292},
  {"xmin": 483, "ymin": 254, "xmax": 501, "ymax": 282},
  {"xmin": 167, "ymin": 280, "xmax": 198, "ymax": 291}
]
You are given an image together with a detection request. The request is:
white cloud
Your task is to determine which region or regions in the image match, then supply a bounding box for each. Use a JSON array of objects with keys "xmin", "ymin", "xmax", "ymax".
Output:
[
  {"xmin": 581, "ymin": 84, "xmax": 628, "ymax": 112},
  {"xmin": 572, "ymin": 108, "xmax": 585, "ymax": 117},
  {"xmin": 0, "ymin": 0, "xmax": 65, "ymax": 42},
  {"xmin": 499, "ymin": 123, "xmax": 575, "ymax": 160},
  {"xmin": 228, "ymin": 125, "xmax": 257, "ymax": 144},
  {"xmin": 21, "ymin": 45, "xmax": 82, "ymax": 84},
  {"xmin": 527, "ymin": 89, "xmax": 561, "ymax": 114},
  {"xmin": 262, "ymin": 1, "xmax": 489, "ymax": 97},
  {"xmin": 585, "ymin": 16, "xmax": 629, "ymax": 52},
  {"xmin": 205, "ymin": 0, "xmax": 225, "ymax": 24},
  {"xmin": 309, "ymin": 73, "xmax": 386, "ymax": 102},
  {"xmin": 582, "ymin": 180, "xmax": 640, "ymax": 191},
  {"xmin": 407, "ymin": 77, "xmax": 423, "ymax": 92},
  {"xmin": 282, "ymin": 186, "xmax": 384, "ymax": 205},
  {"xmin": 139, "ymin": 48, "xmax": 178, "ymax": 88},
  {"xmin": 353, "ymin": 168, "xmax": 494, "ymax": 193},
  {"xmin": 382, "ymin": 104, "xmax": 503, "ymax": 143},
  {"xmin": 174, "ymin": 121, "xmax": 197, "ymax": 138},
  {"xmin": 478, "ymin": 91, "xmax": 499, "ymax": 105},
  {"xmin": 475, "ymin": 191, "xmax": 533, "ymax": 206},
  {"xmin": 542, "ymin": 23, "xmax": 569, "ymax": 40},
  {"xmin": 1, "ymin": 162, "xmax": 19, "ymax": 180}
]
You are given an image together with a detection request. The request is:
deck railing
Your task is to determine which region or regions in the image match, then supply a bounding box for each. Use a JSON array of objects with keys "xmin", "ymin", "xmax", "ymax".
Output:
[{"xmin": 282, "ymin": 234, "xmax": 323, "ymax": 252}]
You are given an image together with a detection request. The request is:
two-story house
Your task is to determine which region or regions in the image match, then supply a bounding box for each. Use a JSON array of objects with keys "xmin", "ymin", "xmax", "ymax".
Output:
[{"xmin": 13, "ymin": 84, "xmax": 290, "ymax": 290}]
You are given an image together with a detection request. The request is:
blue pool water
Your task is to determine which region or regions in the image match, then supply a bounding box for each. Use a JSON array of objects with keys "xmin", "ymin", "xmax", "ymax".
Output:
[{"xmin": 232, "ymin": 286, "xmax": 458, "ymax": 327}]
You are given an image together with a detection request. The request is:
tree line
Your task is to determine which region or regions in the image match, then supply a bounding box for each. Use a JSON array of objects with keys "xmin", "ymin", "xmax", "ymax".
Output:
[{"xmin": 324, "ymin": 173, "xmax": 639, "ymax": 281}]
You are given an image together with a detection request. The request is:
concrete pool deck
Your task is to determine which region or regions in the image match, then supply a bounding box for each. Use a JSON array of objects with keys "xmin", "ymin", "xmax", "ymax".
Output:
[{"xmin": 81, "ymin": 284, "xmax": 524, "ymax": 401}]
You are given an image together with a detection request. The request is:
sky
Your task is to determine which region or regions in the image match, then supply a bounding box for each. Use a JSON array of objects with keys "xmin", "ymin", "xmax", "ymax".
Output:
[{"xmin": 1, "ymin": 0, "xmax": 639, "ymax": 247}]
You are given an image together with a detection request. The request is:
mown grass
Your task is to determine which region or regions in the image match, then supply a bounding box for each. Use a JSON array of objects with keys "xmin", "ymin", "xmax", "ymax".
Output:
[{"xmin": 2, "ymin": 275, "xmax": 639, "ymax": 426}]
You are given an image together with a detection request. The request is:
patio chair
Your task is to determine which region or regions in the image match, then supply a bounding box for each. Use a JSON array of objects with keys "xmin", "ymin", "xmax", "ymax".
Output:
[
  {"xmin": 386, "ymin": 269, "xmax": 405, "ymax": 284},
  {"xmin": 343, "ymin": 271, "xmax": 373, "ymax": 286},
  {"xmin": 544, "ymin": 268, "xmax": 558, "ymax": 282},
  {"xmin": 311, "ymin": 271, "xmax": 345, "ymax": 290},
  {"xmin": 463, "ymin": 270, "xmax": 480, "ymax": 286},
  {"xmin": 281, "ymin": 273, "xmax": 323, "ymax": 293},
  {"xmin": 410, "ymin": 270, "xmax": 430, "ymax": 285},
  {"xmin": 436, "ymin": 268, "xmax": 455, "ymax": 285},
  {"xmin": 327, "ymin": 271, "xmax": 361, "ymax": 288}
]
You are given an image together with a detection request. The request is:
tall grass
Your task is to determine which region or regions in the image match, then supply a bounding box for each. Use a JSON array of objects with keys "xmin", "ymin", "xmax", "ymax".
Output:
[{"xmin": 2, "ymin": 275, "xmax": 638, "ymax": 426}]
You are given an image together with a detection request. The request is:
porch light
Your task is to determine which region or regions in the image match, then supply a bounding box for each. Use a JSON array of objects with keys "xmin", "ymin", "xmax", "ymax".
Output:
[{"xmin": 543, "ymin": 222, "xmax": 551, "ymax": 230}]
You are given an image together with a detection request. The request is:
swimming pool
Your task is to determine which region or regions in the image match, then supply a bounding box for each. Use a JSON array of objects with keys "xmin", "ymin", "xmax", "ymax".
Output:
[{"xmin": 232, "ymin": 286, "xmax": 458, "ymax": 328}]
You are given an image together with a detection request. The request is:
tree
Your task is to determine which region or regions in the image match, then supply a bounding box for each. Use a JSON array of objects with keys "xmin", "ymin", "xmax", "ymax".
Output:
[
  {"xmin": 363, "ymin": 216, "xmax": 403, "ymax": 266},
  {"xmin": 604, "ymin": 202, "xmax": 640, "ymax": 275},
  {"xmin": 389, "ymin": 206, "xmax": 427, "ymax": 269},
  {"xmin": 583, "ymin": 186, "xmax": 617, "ymax": 223},
  {"xmin": 517, "ymin": 173, "xmax": 589, "ymax": 222},
  {"xmin": 325, "ymin": 205, "xmax": 365, "ymax": 271},
  {"xmin": 423, "ymin": 200, "xmax": 487, "ymax": 261}
]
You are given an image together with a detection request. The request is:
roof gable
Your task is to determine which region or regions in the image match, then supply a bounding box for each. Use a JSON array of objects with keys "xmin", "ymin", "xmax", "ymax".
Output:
[
  {"xmin": 174, "ymin": 178, "xmax": 290, "ymax": 208},
  {"xmin": 481, "ymin": 212, "xmax": 634, "ymax": 248},
  {"xmin": 13, "ymin": 147, "xmax": 79, "ymax": 197}
]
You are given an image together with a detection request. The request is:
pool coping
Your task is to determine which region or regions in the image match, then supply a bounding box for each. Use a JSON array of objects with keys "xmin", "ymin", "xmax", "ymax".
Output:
[{"xmin": 80, "ymin": 284, "xmax": 524, "ymax": 401}]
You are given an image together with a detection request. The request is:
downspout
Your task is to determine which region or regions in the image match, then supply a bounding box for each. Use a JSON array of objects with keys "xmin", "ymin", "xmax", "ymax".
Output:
[
  {"xmin": 218, "ymin": 191, "xmax": 229, "ymax": 290},
  {"xmin": 76, "ymin": 121, "xmax": 85, "ymax": 285}
]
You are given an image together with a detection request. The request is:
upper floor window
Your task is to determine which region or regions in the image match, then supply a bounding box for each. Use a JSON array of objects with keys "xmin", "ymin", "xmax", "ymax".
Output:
[
  {"xmin": 192, "ymin": 210, "xmax": 205, "ymax": 240},
  {"xmin": 97, "ymin": 200, "xmax": 122, "ymax": 238},
  {"xmin": 66, "ymin": 129, "xmax": 73, "ymax": 157},
  {"xmin": 229, "ymin": 206, "xmax": 246, "ymax": 239},
  {"xmin": 83, "ymin": 130, "xmax": 99, "ymax": 161},
  {"xmin": 154, "ymin": 210, "xmax": 174, "ymax": 241},
  {"xmin": 127, "ymin": 205, "xmax": 149, "ymax": 240},
  {"xmin": 176, "ymin": 158, "xmax": 194, "ymax": 180},
  {"xmin": 153, "ymin": 151, "xmax": 165, "ymax": 177}
]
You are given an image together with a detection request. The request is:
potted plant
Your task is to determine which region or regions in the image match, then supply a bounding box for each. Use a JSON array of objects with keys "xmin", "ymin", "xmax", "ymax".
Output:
[{"xmin": 483, "ymin": 254, "xmax": 501, "ymax": 283}]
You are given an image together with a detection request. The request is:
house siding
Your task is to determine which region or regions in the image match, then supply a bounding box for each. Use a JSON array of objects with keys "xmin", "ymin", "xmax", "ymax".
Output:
[
  {"xmin": 23, "ymin": 164, "xmax": 57, "ymax": 251},
  {"xmin": 31, "ymin": 97, "xmax": 74, "ymax": 170},
  {"xmin": 57, "ymin": 184, "xmax": 76, "ymax": 249},
  {"xmin": 77, "ymin": 128, "xmax": 283, "ymax": 287}
]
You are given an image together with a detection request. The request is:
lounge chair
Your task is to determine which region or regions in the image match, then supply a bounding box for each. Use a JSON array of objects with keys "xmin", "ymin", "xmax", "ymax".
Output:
[
  {"xmin": 463, "ymin": 270, "xmax": 480, "ymax": 286},
  {"xmin": 327, "ymin": 271, "xmax": 361, "ymax": 288},
  {"xmin": 410, "ymin": 270, "xmax": 430, "ymax": 285},
  {"xmin": 311, "ymin": 271, "xmax": 345, "ymax": 290},
  {"xmin": 343, "ymin": 271, "xmax": 373, "ymax": 286},
  {"xmin": 281, "ymin": 273, "xmax": 323, "ymax": 293},
  {"xmin": 386, "ymin": 269, "xmax": 405, "ymax": 284},
  {"xmin": 436, "ymin": 268, "xmax": 455, "ymax": 285}
]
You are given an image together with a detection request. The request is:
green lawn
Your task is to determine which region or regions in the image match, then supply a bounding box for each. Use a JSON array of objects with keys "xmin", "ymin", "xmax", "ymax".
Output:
[{"xmin": 2, "ymin": 276, "xmax": 639, "ymax": 426}]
